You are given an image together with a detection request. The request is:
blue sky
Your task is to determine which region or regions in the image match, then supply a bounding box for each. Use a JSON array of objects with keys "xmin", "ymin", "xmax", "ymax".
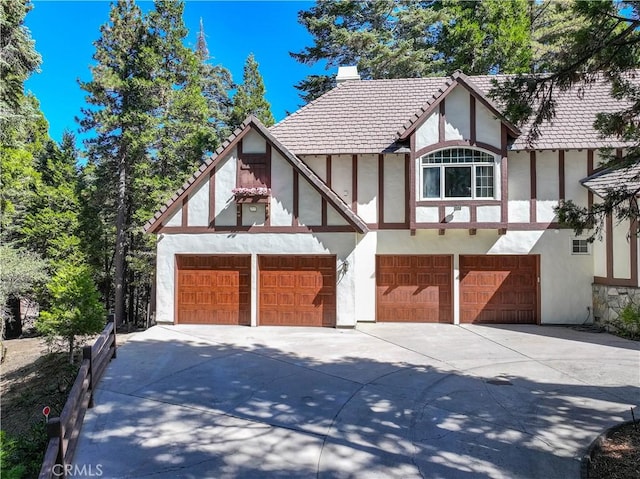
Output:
[{"xmin": 25, "ymin": 0, "xmax": 327, "ymax": 145}]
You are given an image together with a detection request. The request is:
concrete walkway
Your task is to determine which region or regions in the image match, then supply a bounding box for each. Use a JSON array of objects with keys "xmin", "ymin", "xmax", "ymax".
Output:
[{"xmin": 73, "ymin": 324, "xmax": 639, "ymax": 478}]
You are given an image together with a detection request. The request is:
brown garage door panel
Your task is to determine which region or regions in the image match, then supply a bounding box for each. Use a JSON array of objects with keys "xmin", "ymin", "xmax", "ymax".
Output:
[
  {"xmin": 259, "ymin": 256, "xmax": 336, "ymax": 327},
  {"xmin": 460, "ymin": 255, "xmax": 539, "ymax": 324},
  {"xmin": 376, "ymin": 255, "xmax": 453, "ymax": 323},
  {"xmin": 176, "ymin": 255, "xmax": 251, "ymax": 325}
]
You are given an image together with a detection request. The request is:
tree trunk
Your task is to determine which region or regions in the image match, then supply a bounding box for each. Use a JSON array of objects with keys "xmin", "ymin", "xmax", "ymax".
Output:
[
  {"xmin": 68, "ymin": 336, "xmax": 75, "ymax": 364},
  {"xmin": 114, "ymin": 152, "xmax": 128, "ymax": 327}
]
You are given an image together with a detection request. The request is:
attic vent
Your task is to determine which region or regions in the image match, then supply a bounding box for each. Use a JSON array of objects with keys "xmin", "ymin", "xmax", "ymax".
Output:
[{"xmin": 336, "ymin": 66, "xmax": 360, "ymax": 84}]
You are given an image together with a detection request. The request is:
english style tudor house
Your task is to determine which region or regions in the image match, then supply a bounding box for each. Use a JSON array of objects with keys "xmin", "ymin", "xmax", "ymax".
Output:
[{"xmin": 144, "ymin": 70, "xmax": 638, "ymax": 327}]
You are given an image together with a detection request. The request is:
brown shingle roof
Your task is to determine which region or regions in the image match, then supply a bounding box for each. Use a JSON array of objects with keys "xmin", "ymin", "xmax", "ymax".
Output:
[{"xmin": 270, "ymin": 73, "xmax": 632, "ymax": 154}]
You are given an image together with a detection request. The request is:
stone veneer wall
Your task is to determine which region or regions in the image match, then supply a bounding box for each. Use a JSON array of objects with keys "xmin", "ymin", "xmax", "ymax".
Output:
[{"xmin": 592, "ymin": 283, "xmax": 640, "ymax": 329}]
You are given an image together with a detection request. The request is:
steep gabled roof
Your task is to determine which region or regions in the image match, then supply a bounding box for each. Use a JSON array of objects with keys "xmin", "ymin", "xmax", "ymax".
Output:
[
  {"xmin": 144, "ymin": 116, "xmax": 368, "ymax": 234},
  {"xmin": 270, "ymin": 73, "xmax": 633, "ymax": 154},
  {"xmin": 581, "ymin": 163, "xmax": 640, "ymax": 198},
  {"xmin": 397, "ymin": 71, "xmax": 520, "ymax": 141}
]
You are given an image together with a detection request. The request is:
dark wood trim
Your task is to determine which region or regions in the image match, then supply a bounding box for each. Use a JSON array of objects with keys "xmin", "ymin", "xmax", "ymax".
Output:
[
  {"xmin": 438, "ymin": 229, "xmax": 445, "ymax": 235},
  {"xmin": 415, "ymin": 140, "xmax": 502, "ymax": 158},
  {"xmin": 558, "ymin": 150, "xmax": 565, "ymax": 201},
  {"xmin": 378, "ymin": 154, "xmax": 385, "ymax": 225},
  {"xmin": 438, "ymin": 205, "xmax": 446, "ymax": 223},
  {"xmin": 606, "ymin": 213, "xmax": 614, "ymax": 279},
  {"xmin": 498, "ymin": 228, "xmax": 507, "ymax": 236},
  {"xmin": 416, "ymin": 222, "xmax": 507, "ymax": 230},
  {"xmin": 236, "ymin": 139, "xmax": 243, "ymax": 186},
  {"xmin": 208, "ymin": 168, "xmax": 216, "ymax": 227},
  {"xmin": 587, "ymin": 149, "xmax": 594, "ymax": 210},
  {"xmin": 536, "ymin": 255, "xmax": 542, "ymax": 325},
  {"xmin": 157, "ymin": 225, "xmax": 357, "ymax": 234},
  {"xmin": 409, "ymin": 135, "xmax": 417, "ymax": 232},
  {"xmin": 470, "ymin": 204, "xmax": 477, "ymax": 223},
  {"xmin": 411, "ymin": 221, "xmax": 561, "ymax": 231},
  {"xmin": 181, "ymin": 197, "xmax": 188, "ymax": 228},
  {"xmin": 417, "ymin": 199, "xmax": 500, "ymax": 207},
  {"xmin": 597, "ymin": 211, "xmax": 638, "ymax": 287},
  {"xmin": 500, "ymin": 125, "xmax": 508, "ymax": 224},
  {"xmin": 594, "ymin": 276, "xmax": 638, "ymax": 287},
  {"xmin": 631, "ymin": 216, "xmax": 639, "ymax": 286},
  {"xmin": 530, "ymin": 150, "xmax": 537, "ymax": 223},
  {"xmin": 322, "ymin": 155, "xmax": 331, "ymax": 226},
  {"xmin": 352, "ymin": 154, "xmax": 358, "ymax": 212},
  {"xmin": 405, "ymin": 153, "xmax": 411, "ymax": 226},
  {"xmin": 438, "ymin": 101, "xmax": 446, "ymax": 143},
  {"xmin": 469, "ymin": 95, "xmax": 476, "ymax": 143},
  {"xmin": 236, "ymin": 203, "xmax": 243, "ymax": 227},
  {"xmin": 469, "ymin": 228, "xmax": 477, "ymax": 236},
  {"xmin": 292, "ymin": 170, "xmax": 299, "ymax": 227}
]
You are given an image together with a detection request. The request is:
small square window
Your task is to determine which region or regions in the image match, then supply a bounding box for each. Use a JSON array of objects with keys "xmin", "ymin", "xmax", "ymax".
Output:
[{"xmin": 572, "ymin": 239, "xmax": 589, "ymax": 255}]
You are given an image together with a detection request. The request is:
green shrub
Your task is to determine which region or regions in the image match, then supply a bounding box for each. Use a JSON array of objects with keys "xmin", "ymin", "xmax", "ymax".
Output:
[
  {"xmin": 617, "ymin": 302, "xmax": 640, "ymax": 339},
  {"xmin": 0, "ymin": 423, "xmax": 48, "ymax": 479},
  {"xmin": 36, "ymin": 263, "xmax": 106, "ymax": 363}
]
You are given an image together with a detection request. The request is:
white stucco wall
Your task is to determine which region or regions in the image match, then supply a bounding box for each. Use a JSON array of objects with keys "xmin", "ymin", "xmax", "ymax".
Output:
[
  {"xmin": 476, "ymin": 101, "xmax": 501, "ymax": 148},
  {"xmin": 298, "ymin": 180, "xmax": 322, "ymax": 226},
  {"xmin": 477, "ymin": 206, "xmax": 501, "ymax": 222},
  {"xmin": 270, "ymin": 151, "xmax": 294, "ymax": 226},
  {"xmin": 613, "ymin": 219, "xmax": 632, "ymax": 279},
  {"xmin": 300, "ymin": 155, "xmax": 326, "ymax": 182},
  {"xmin": 507, "ymin": 151, "xmax": 529, "ymax": 223},
  {"xmin": 357, "ymin": 154, "xmax": 378, "ymax": 223},
  {"xmin": 242, "ymin": 129, "xmax": 266, "ymax": 153},
  {"xmin": 165, "ymin": 208, "xmax": 182, "ymax": 227},
  {"xmin": 536, "ymin": 151, "xmax": 559, "ymax": 222},
  {"xmin": 214, "ymin": 151, "xmax": 237, "ymax": 226},
  {"xmin": 383, "ymin": 154, "xmax": 405, "ymax": 223},
  {"xmin": 331, "ymin": 155, "xmax": 353, "ymax": 206},
  {"xmin": 416, "ymin": 111, "xmax": 439, "ymax": 150},
  {"xmin": 564, "ymin": 150, "xmax": 589, "ymax": 208},
  {"xmin": 444, "ymin": 86, "xmax": 470, "ymax": 141},
  {"xmin": 187, "ymin": 179, "xmax": 209, "ymax": 227},
  {"xmin": 156, "ymin": 233, "xmax": 359, "ymax": 327},
  {"xmin": 416, "ymin": 206, "xmax": 440, "ymax": 223}
]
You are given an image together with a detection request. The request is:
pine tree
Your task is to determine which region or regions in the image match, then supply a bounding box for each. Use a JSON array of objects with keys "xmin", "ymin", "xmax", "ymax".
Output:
[
  {"xmin": 291, "ymin": 0, "xmax": 444, "ymax": 102},
  {"xmin": 195, "ymin": 18, "xmax": 234, "ymax": 146},
  {"xmin": 21, "ymin": 132, "xmax": 84, "ymax": 268},
  {"xmin": 36, "ymin": 263, "xmax": 106, "ymax": 363},
  {"xmin": 0, "ymin": 0, "xmax": 41, "ymax": 146},
  {"xmin": 493, "ymin": 1, "xmax": 640, "ymax": 238},
  {"xmin": 439, "ymin": 0, "xmax": 532, "ymax": 74},
  {"xmin": 79, "ymin": 0, "xmax": 159, "ymax": 325},
  {"xmin": 79, "ymin": 0, "xmax": 220, "ymax": 325},
  {"xmin": 230, "ymin": 53, "xmax": 275, "ymax": 128}
]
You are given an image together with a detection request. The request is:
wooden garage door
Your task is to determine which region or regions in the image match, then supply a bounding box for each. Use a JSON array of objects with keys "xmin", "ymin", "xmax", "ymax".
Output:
[
  {"xmin": 259, "ymin": 256, "xmax": 336, "ymax": 327},
  {"xmin": 376, "ymin": 255, "xmax": 453, "ymax": 323},
  {"xmin": 460, "ymin": 255, "xmax": 539, "ymax": 324},
  {"xmin": 176, "ymin": 255, "xmax": 250, "ymax": 325}
]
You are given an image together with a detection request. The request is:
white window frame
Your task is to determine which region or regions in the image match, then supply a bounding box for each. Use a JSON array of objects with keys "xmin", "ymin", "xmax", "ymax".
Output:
[
  {"xmin": 571, "ymin": 238, "xmax": 590, "ymax": 255},
  {"xmin": 419, "ymin": 148, "xmax": 498, "ymax": 201}
]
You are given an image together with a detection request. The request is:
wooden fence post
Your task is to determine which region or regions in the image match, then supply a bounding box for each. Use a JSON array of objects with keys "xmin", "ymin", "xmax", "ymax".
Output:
[
  {"xmin": 83, "ymin": 345, "xmax": 94, "ymax": 408},
  {"xmin": 47, "ymin": 418, "xmax": 65, "ymax": 478},
  {"xmin": 108, "ymin": 315, "xmax": 117, "ymax": 359}
]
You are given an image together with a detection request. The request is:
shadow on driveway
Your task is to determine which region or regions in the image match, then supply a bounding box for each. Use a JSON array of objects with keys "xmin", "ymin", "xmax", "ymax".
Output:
[{"xmin": 72, "ymin": 325, "xmax": 639, "ymax": 479}]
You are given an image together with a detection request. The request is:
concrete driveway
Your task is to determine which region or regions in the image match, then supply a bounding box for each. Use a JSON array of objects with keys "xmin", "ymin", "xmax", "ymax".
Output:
[{"xmin": 73, "ymin": 324, "xmax": 639, "ymax": 479}]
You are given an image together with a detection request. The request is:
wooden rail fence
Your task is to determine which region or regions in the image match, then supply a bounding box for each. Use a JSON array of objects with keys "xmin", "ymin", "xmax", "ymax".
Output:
[{"xmin": 38, "ymin": 318, "xmax": 117, "ymax": 479}]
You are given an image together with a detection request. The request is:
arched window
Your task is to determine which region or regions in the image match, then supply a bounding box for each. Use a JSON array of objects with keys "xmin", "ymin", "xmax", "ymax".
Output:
[{"xmin": 421, "ymin": 148, "xmax": 496, "ymax": 200}]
